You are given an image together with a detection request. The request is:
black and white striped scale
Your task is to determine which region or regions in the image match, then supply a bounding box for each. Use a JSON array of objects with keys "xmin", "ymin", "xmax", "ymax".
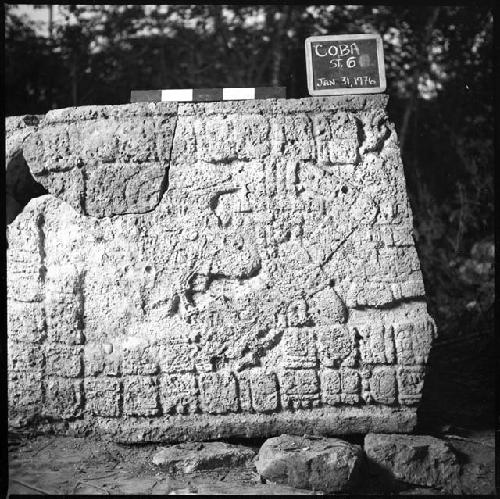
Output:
[{"xmin": 130, "ymin": 87, "xmax": 286, "ymax": 102}]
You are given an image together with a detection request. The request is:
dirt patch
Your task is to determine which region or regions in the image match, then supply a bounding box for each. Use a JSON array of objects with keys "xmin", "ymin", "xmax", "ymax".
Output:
[{"xmin": 8, "ymin": 434, "xmax": 318, "ymax": 495}]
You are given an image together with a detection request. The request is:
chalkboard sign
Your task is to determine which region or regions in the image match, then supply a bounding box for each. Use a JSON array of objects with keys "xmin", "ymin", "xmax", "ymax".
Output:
[{"xmin": 305, "ymin": 34, "xmax": 386, "ymax": 96}]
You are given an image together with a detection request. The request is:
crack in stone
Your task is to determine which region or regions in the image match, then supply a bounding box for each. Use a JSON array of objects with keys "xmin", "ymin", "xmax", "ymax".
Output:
[
  {"xmin": 77, "ymin": 270, "xmax": 87, "ymax": 341},
  {"xmin": 318, "ymin": 224, "xmax": 357, "ymax": 271},
  {"xmin": 308, "ymin": 161, "xmax": 360, "ymax": 191},
  {"xmin": 352, "ymin": 297, "xmax": 428, "ymax": 311},
  {"xmin": 36, "ymin": 213, "xmax": 47, "ymax": 285},
  {"xmin": 158, "ymin": 109, "xmax": 179, "ymax": 202},
  {"xmin": 79, "ymin": 162, "xmax": 88, "ymax": 216},
  {"xmin": 355, "ymin": 116, "xmax": 366, "ymax": 163}
]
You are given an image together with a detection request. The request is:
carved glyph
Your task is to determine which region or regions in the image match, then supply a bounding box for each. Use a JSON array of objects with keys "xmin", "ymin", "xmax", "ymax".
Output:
[{"xmin": 7, "ymin": 96, "xmax": 436, "ymax": 440}]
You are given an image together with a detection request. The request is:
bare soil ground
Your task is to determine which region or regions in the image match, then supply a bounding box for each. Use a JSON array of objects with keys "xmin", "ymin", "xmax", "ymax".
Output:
[
  {"xmin": 8, "ymin": 427, "xmax": 495, "ymax": 495},
  {"xmin": 8, "ymin": 434, "xmax": 319, "ymax": 495},
  {"xmin": 7, "ymin": 335, "xmax": 496, "ymax": 496}
]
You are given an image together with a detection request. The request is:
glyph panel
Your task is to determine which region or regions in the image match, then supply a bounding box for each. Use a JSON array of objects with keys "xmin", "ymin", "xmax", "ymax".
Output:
[{"xmin": 7, "ymin": 96, "xmax": 436, "ymax": 441}]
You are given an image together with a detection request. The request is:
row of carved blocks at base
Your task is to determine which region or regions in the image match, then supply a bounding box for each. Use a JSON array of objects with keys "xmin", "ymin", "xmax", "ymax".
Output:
[
  {"xmin": 8, "ymin": 317, "xmax": 435, "ymax": 372},
  {"xmin": 9, "ymin": 364, "xmax": 427, "ymax": 423},
  {"xmin": 8, "ymin": 318, "xmax": 434, "ymax": 422}
]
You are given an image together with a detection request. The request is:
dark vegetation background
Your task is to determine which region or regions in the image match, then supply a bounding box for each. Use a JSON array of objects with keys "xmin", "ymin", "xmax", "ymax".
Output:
[{"xmin": 5, "ymin": 4, "xmax": 495, "ymax": 429}]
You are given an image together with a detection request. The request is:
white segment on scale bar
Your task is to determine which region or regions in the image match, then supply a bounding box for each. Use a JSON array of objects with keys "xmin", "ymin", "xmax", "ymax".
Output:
[
  {"xmin": 161, "ymin": 89, "xmax": 194, "ymax": 101},
  {"xmin": 222, "ymin": 88, "xmax": 255, "ymax": 100}
]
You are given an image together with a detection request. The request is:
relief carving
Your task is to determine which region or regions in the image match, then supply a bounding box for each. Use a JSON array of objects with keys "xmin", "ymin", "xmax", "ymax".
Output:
[{"xmin": 7, "ymin": 96, "xmax": 436, "ymax": 439}]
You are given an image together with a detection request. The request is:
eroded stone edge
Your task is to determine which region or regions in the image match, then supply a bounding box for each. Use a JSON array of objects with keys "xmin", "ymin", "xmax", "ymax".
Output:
[
  {"xmin": 33, "ymin": 406, "xmax": 417, "ymax": 444},
  {"xmin": 18, "ymin": 96, "xmax": 390, "ymax": 219}
]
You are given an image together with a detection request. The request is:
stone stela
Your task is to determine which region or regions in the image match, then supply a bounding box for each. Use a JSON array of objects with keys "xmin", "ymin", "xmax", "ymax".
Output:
[
  {"xmin": 305, "ymin": 34, "xmax": 386, "ymax": 96},
  {"xmin": 7, "ymin": 95, "xmax": 436, "ymax": 443}
]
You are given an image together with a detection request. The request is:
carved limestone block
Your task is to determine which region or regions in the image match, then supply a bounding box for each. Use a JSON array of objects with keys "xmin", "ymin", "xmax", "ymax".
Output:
[
  {"xmin": 43, "ymin": 378, "xmax": 83, "ymax": 420},
  {"xmin": 84, "ymin": 377, "xmax": 122, "ymax": 417},
  {"xmin": 317, "ymin": 325, "xmax": 357, "ymax": 368},
  {"xmin": 198, "ymin": 371, "xmax": 239, "ymax": 414},
  {"xmin": 249, "ymin": 370, "xmax": 280, "ymax": 413},
  {"xmin": 340, "ymin": 368, "xmax": 361, "ymax": 405},
  {"xmin": 282, "ymin": 327, "xmax": 317, "ymax": 369},
  {"xmin": 44, "ymin": 344, "xmax": 82, "ymax": 378},
  {"xmin": 279, "ymin": 369, "xmax": 321, "ymax": 410},
  {"xmin": 9, "ymin": 371, "xmax": 43, "ymax": 425},
  {"xmin": 397, "ymin": 366, "xmax": 426, "ymax": 406},
  {"xmin": 159, "ymin": 373, "xmax": 198, "ymax": 415},
  {"xmin": 395, "ymin": 320, "xmax": 435, "ymax": 365},
  {"xmin": 8, "ymin": 339, "xmax": 44, "ymax": 373},
  {"xmin": 357, "ymin": 323, "xmax": 396, "ymax": 364},
  {"xmin": 123, "ymin": 376, "xmax": 160, "ymax": 416},
  {"xmin": 84, "ymin": 343, "xmax": 121, "ymax": 377},
  {"xmin": 7, "ymin": 96, "xmax": 437, "ymax": 441},
  {"xmin": 319, "ymin": 369, "xmax": 341, "ymax": 406},
  {"xmin": 369, "ymin": 366, "xmax": 397, "ymax": 405},
  {"xmin": 7, "ymin": 300, "xmax": 46, "ymax": 344}
]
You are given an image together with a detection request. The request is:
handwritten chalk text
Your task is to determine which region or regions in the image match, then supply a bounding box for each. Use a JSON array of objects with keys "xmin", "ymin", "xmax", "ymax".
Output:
[{"xmin": 317, "ymin": 75, "xmax": 377, "ymax": 88}]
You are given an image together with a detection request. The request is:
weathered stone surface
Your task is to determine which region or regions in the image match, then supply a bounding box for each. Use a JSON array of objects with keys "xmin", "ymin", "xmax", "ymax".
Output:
[
  {"xmin": 67, "ymin": 406, "xmax": 417, "ymax": 444},
  {"xmin": 7, "ymin": 96, "xmax": 436, "ymax": 440},
  {"xmin": 256, "ymin": 434, "xmax": 363, "ymax": 493},
  {"xmin": 364, "ymin": 433, "xmax": 462, "ymax": 494},
  {"xmin": 446, "ymin": 435, "xmax": 495, "ymax": 495},
  {"xmin": 6, "ymin": 115, "xmax": 43, "ymax": 160},
  {"xmin": 398, "ymin": 487, "xmax": 445, "ymax": 495},
  {"xmin": 22, "ymin": 103, "xmax": 178, "ymax": 217},
  {"xmin": 8, "ymin": 371, "xmax": 43, "ymax": 427},
  {"xmin": 9, "ymin": 432, "xmax": 495, "ymax": 496},
  {"xmin": 152, "ymin": 441, "xmax": 256, "ymax": 474}
]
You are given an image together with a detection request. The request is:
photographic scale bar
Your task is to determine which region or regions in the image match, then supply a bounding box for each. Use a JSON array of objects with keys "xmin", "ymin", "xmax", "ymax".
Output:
[{"xmin": 130, "ymin": 87, "xmax": 286, "ymax": 102}]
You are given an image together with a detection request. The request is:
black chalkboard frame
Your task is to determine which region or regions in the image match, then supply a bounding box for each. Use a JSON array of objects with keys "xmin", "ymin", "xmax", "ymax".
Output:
[{"xmin": 305, "ymin": 33, "xmax": 386, "ymax": 96}]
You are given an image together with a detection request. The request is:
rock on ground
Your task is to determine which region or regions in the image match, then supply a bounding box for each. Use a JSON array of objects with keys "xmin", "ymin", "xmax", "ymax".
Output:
[
  {"xmin": 152, "ymin": 441, "xmax": 256, "ymax": 474},
  {"xmin": 364, "ymin": 433, "xmax": 462, "ymax": 494},
  {"xmin": 8, "ymin": 433, "xmax": 495, "ymax": 495},
  {"xmin": 446, "ymin": 434, "xmax": 496, "ymax": 495},
  {"xmin": 255, "ymin": 434, "xmax": 363, "ymax": 493}
]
